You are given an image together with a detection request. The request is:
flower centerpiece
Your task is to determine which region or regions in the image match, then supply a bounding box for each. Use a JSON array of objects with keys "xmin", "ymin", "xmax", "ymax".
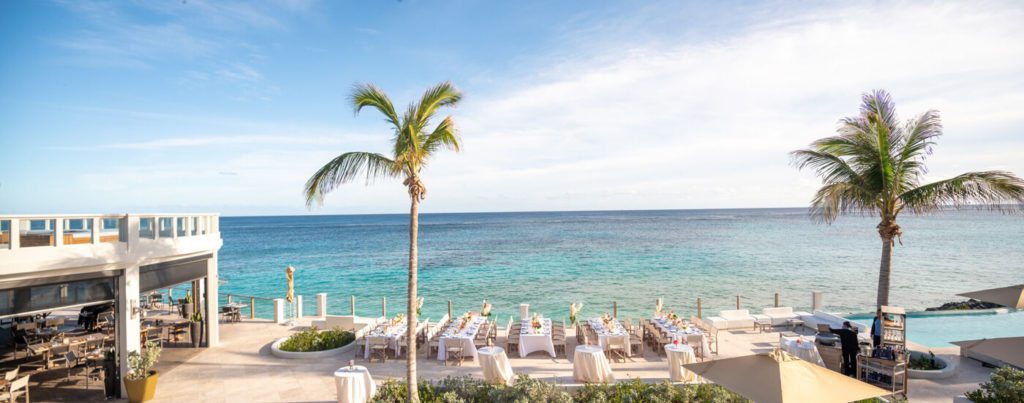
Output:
[
  {"xmin": 668, "ymin": 311, "xmax": 679, "ymax": 323},
  {"xmin": 569, "ymin": 302, "xmax": 582, "ymax": 326},
  {"xmin": 481, "ymin": 300, "xmax": 492, "ymax": 317},
  {"xmin": 531, "ymin": 313, "xmax": 542, "ymax": 334},
  {"xmin": 601, "ymin": 313, "xmax": 612, "ymax": 328},
  {"xmin": 655, "ymin": 298, "xmax": 663, "ymax": 318},
  {"xmin": 415, "ymin": 297, "xmax": 424, "ymax": 317},
  {"xmin": 393, "ymin": 313, "xmax": 405, "ymax": 326}
]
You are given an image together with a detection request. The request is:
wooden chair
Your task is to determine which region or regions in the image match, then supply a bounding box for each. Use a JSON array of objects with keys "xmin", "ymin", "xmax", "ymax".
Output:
[
  {"xmin": 506, "ymin": 325, "xmax": 521, "ymax": 355},
  {"xmin": 445, "ymin": 344, "xmax": 464, "ymax": 366},
  {"xmin": 367, "ymin": 337, "xmax": 388, "ymax": 363},
  {"xmin": 0, "ymin": 375, "xmax": 29, "ymax": 403},
  {"xmin": 169, "ymin": 323, "xmax": 189, "ymax": 343},
  {"xmin": 686, "ymin": 334, "xmax": 705, "ymax": 361},
  {"xmin": 605, "ymin": 335, "xmax": 628, "ymax": 362},
  {"xmin": 3, "ymin": 368, "xmax": 18, "ymax": 396},
  {"xmin": 426, "ymin": 334, "xmax": 441, "ymax": 358},
  {"xmin": 706, "ymin": 326, "xmax": 719, "ymax": 355}
]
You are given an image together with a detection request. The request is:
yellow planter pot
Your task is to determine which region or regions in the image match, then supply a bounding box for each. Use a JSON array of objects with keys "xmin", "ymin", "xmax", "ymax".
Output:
[{"xmin": 124, "ymin": 371, "xmax": 160, "ymax": 403}]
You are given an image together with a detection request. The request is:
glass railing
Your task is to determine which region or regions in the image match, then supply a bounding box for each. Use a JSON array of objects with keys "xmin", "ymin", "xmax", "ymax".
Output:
[{"xmin": 0, "ymin": 213, "xmax": 218, "ymax": 251}]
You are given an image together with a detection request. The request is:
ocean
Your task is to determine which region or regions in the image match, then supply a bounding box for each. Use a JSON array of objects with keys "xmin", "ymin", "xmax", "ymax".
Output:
[{"xmin": 215, "ymin": 208, "xmax": 1024, "ymax": 323}]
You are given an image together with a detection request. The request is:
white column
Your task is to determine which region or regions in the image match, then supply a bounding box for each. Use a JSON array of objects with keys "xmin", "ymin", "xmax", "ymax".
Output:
[
  {"xmin": 54, "ymin": 219, "xmax": 63, "ymax": 247},
  {"xmin": 316, "ymin": 293, "xmax": 328, "ymax": 318},
  {"xmin": 91, "ymin": 217, "xmax": 101, "ymax": 244},
  {"xmin": 118, "ymin": 265, "xmax": 142, "ymax": 397},
  {"xmin": 273, "ymin": 299, "xmax": 285, "ymax": 324},
  {"xmin": 520, "ymin": 304, "xmax": 529, "ymax": 321},
  {"xmin": 812, "ymin": 291, "xmax": 824, "ymax": 312},
  {"xmin": 9, "ymin": 219, "xmax": 19, "ymax": 249},
  {"xmin": 205, "ymin": 253, "xmax": 220, "ymax": 347},
  {"xmin": 295, "ymin": 295, "xmax": 303, "ymax": 319}
]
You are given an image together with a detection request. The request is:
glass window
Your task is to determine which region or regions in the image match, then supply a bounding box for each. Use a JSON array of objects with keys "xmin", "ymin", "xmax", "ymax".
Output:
[
  {"xmin": 158, "ymin": 217, "xmax": 173, "ymax": 238},
  {"xmin": 139, "ymin": 217, "xmax": 155, "ymax": 239},
  {"xmin": 176, "ymin": 217, "xmax": 187, "ymax": 237},
  {"xmin": 0, "ymin": 220, "xmax": 9, "ymax": 249},
  {"xmin": 0, "ymin": 277, "xmax": 115, "ymax": 317},
  {"xmin": 191, "ymin": 217, "xmax": 199, "ymax": 236},
  {"xmin": 63, "ymin": 218, "xmax": 93, "ymax": 245},
  {"xmin": 19, "ymin": 219, "xmax": 55, "ymax": 247}
]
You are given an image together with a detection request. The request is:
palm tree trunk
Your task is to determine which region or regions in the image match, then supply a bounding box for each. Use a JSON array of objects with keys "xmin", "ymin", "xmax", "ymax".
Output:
[
  {"xmin": 406, "ymin": 196, "xmax": 420, "ymax": 403},
  {"xmin": 877, "ymin": 236, "xmax": 893, "ymax": 308}
]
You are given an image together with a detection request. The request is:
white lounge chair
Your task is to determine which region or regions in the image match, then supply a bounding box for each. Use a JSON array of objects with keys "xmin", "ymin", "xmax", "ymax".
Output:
[{"xmin": 707, "ymin": 309, "xmax": 756, "ymax": 330}]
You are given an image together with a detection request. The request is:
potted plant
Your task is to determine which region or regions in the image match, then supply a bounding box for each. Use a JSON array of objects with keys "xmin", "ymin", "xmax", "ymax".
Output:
[
  {"xmin": 189, "ymin": 311, "xmax": 203, "ymax": 348},
  {"xmin": 180, "ymin": 294, "xmax": 194, "ymax": 319},
  {"xmin": 124, "ymin": 341, "xmax": 161, "ymax": 403},
  {"xmin": 103, "ymin": 347, "xmax": 119, "ymax": 399}
]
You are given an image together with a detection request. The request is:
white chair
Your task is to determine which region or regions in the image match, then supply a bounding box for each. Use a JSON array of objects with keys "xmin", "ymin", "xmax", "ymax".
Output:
[
  {"xmin": 605, "ymin": 335, "xmax": 628, "ymax": 362},
  {"xmin": 0, "ymin": 375, "xmax": 29, "ymax": 403}
]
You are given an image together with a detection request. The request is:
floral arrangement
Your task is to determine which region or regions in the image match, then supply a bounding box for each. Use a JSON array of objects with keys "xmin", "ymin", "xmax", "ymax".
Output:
[
  {"xmin": 601, "ymin": 313, "xmax": 613, "ymax": 328},
  {"xmin": 569, "ymin": 302, "xmax": 582, "ymax": 326},
  {"xmin": 415, "ymin": 298, "xmax": 424, "ymax": 317},
  {"xmin": 393, "ymin": 313, "xmax": 405, "ymax": 325},
  {"xmin": 655, "ymin": 298, "xmax": 663, "ymax": 317},
  {"xmin": 531, "ymin": 313, "xmax": 542, "ymax": 332},
  {"xmin": 481, "ymin": 300, "xmax": 492, "ymax": 317},
  {"xmin": 668, "ymin": 311, "xmax": 679, "ymax": 322}
]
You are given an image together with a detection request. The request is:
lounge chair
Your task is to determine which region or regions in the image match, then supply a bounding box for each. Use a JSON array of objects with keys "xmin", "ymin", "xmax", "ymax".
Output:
[{"xmin": 707, "ymin": 309, "xmax": 756, "ymax": 330}]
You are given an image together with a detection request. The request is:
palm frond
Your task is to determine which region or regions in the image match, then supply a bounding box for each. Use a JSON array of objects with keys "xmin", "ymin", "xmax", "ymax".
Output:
[
  {"xmin": 899, "ymin": 171, "xmax": 1024, "ymax": 214},
  {"xmin": 790, "ymin": 150, "xmax": 863, "ymax": 186},
  {"xmin": 809, "ymin": 182, "xmax": 878, "ymax": 224},
  {"xmin": 351, "ymin": 83, "xmax": 401, "ymax": 130},
  {"xmin": 304, "ymin": 152, "xmax": 397, "ymax": 207},
  {"xmin": 414, "ymin": 81, "xmax": 462, "ymax": 129},
  {"xmin": 893, "ymin": 110, "xmax": 941, "ymax": 189},
  {"xmin": 422, "ymin": 116, "xmax": 461, "ymax": 154}
]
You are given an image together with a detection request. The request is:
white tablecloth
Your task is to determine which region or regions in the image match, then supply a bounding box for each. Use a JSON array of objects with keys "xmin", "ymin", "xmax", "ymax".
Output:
[
  {"xmin": 437, "ymin": 315, "xmax": 487, "ymax": 361},
  {"xmin": 652, "ymin": 317, "xmax": 712, "ymax": 359},
  {"xmin": 780, "ymin": 336, "xmax": 825, "ymax": 367},
  {"xmin": 574, "ymin": 345, "xmax": 615, "ymax": 383},
  {"xmin": 364, "ymin": 319, "xmax": 407, "ymax": 358},
  {"xmin": 588, "ymin": 318, "xmax": 631, "ymax": 356},
  {"xmin": 334, "ymin": 366, "xmax": 376, "ymax": 403},
  {"xmin": 519, "ymin": 319, "xmax": 556, "ymax": 358},
  {"xmin": 478, "ymin": 346, "xmax": 514, "ymax": 385},
  {"xmin": 665, "ymin": 344, "xmax": 698, "ymax": 383}
]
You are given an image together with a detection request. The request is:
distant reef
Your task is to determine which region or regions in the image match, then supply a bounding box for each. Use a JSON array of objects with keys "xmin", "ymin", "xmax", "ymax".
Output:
[{"xmin": 925, "ymin": 299, "xmax": 1002, "ymax": 311}]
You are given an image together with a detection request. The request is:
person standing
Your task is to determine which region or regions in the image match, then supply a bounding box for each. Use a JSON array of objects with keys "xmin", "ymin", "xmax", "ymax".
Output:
[
  {"xmin": 870, "ymin": 308, "xmax": 883, "ymax": 348},
  {"xmin": 830, "ymin": 321, "xmax": 860, "ymax": 376}
]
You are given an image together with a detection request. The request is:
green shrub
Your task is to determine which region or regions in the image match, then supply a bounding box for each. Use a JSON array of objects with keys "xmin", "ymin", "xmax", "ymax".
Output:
[
  {"xmin": 966, "ymin": 366, "xmax": 1024, "ymax": 403},
  {"xmin": 370, "ymin": 376, "xmax": 744, "ymax": 403},
  {"xmin": 278, "ymin": 327, "xmax": 354, "ymax": 352}
]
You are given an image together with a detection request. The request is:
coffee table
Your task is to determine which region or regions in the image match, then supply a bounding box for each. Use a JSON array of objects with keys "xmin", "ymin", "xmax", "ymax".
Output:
[
  {"xmin": 752, "ymin": 314, "xmax": 772, "ymax": 333},
  {"xmin": 786, "ymin": 318, "xmax": 805, "ymax": 331}
]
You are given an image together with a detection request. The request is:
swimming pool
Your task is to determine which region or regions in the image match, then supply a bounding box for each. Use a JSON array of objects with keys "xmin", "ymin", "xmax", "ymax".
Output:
[{"xmin": 850, "ymin": 310, "xmax": 1024, "ymax": 347}]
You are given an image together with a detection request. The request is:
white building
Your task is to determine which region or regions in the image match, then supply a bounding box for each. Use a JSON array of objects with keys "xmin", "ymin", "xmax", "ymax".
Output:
[{"xmin": 0, "ymin": 213, "xmax": 222, "ymax": 396}]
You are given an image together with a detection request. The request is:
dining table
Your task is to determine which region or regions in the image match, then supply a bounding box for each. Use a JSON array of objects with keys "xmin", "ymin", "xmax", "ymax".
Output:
[
  {"xmin": 587, "ymin": 317, "xmax": 632, "ymax": 356},
  {"xmin": 665, "ymin": 343, "xmax": 699, "ymax": 382},
  {"xmin": 573, "ymin": 345, "xmax": 615, "ymax": 383},
  {"xmin": 780, "ymin": 335, "xmax": 825, "ymax": 367},
  {"xmin": 651, "ymin": 317, "xmax": 712, "ymax": 359},
  {"xmin": 437, "ymin": 315, "xmax": 487, "ymax": 361},
  {"xmin": 477, "ymin": 346, "xmax": 514, "ymax": 385},
  {"xmin": 334, "ymin": 365, "xmax": 376, "ymax": 403},
  {"xmin": 518, "ymin": 318, "xmax": 556, "ymax": 358},
  {"xmin": 364, "ymin": 319, "xmax": 408, "ymax": 358}
]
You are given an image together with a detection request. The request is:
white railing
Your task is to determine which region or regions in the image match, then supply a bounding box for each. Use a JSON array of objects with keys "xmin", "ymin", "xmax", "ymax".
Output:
[{"xmin": 0, "ymin": 213, "xmax": 220, "ymax": 251}]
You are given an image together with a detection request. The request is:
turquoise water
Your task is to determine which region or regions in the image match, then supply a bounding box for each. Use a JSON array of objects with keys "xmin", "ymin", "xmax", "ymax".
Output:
[
  {"xmin": 215, "ymin": 208, "xmax": 1024, "ymax": 325},
  {"xmin": 851, "ymin": 311, "xmax": 1024, "ymax": 347}
]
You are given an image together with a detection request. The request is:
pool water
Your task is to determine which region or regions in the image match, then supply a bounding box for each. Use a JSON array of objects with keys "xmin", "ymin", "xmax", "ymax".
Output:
[{"xmin": 850, "ymin": 310, "xmax": 1024, "ymax": 347}]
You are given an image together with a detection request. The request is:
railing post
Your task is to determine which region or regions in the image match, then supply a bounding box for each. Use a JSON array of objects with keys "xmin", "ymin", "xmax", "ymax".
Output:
[
  {"xmin": 54, "ymin": 218, "xmax": 64, "ymax": 247},
  {"xmin": 317, "ymin": 293, "xmax": 327, "ymax": 318},
  {"xmin": 350, "ymin": 295, "xmax": 356, "ymax": 316},
  {"xmin": 250, "ymin": 297, "xmax": 255, "ymax": 319},
  {"xmin": 812, "ymin": 291, "xmax": 824, "ymax": 311},
  {"xmin": 227, "ymin": 294, "xmax": 232, "ymax": 305},
  {"xmin": 696, "ymin": 298, "xmax": 702, "ymax": 319},
  {"xmin": 774, "ymin": 292, "xmax": 780, "ymax": 308},
  {"xmin": 9, "ymin": 219, "xmax": 19, "ymax": 250},
  {"xmin": 613, "ymin": 301, "xmax": 618, "ymax": 318},
  {"xmin": 736, "ymin": 295, "xmax": 741, "ymax": 310},
  {"xmin": 273, "ymin": 298, "xmax": 285, "ymax": 324},
  {"xmin": 448, "ymin": 300, "xmax": 453, "ymax": 320},
  {"xmin": 91, "ymin": 217, "xmax": 101, "ymax": 244},
  {"xmin": 296, "ymin": 295, "xmax": 303, "ymax": 319},
  {"xmin": 381, "ymin": 297, "xmax": 386, "ymax": 318}
]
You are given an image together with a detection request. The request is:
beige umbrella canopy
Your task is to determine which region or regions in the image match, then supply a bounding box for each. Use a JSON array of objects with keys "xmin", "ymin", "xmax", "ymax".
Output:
[
  {"xmin": 683, "ymin": 350, "xmax": 889, "ymax": 403},
  {"xmin": 957, "ymin": 284, "xmax": 1024, "ymax": 309},
  {"xmin": 285, "ymin": 265, "xmax": 295, "ymax": 303},
  {"xmin": 952, "ymin": 336, "xmax": 1024, "ymax": 369}
]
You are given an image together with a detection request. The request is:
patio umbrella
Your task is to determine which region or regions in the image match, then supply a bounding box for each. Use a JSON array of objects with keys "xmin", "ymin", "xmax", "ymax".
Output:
[
  {"xmin": 285, "ymin": 265, "xmax": 295, "ymax": 303},
  {"xmin": 956, "ymin": 284, "xmax": 1024, "ymax": 309},
  {"xmin": 683, "ymin": 349, "xmax": 889, "ymax": 403},
  {"xmin": 952, "ymin": 336, "xmax": 1024, "ymax": 369}
]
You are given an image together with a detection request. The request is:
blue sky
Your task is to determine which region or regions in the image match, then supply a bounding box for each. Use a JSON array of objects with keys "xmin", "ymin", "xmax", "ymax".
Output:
[{"xmin": 2, "ymin": 1, "xmax": 1023, "ymax": 216}]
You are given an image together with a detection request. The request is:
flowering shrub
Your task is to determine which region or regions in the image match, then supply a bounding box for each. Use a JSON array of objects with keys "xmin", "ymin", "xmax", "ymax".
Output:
[
  {"xmin": 966, "ymin": 366, "xmax": 1024, "ymax": 403},
  {"xmin": 278, "ymin": 327, "xmax": 354, "ymax": 352},
  {"xmin": 371, "ymin": 376, "xmax": 745, "ymax": 403}
]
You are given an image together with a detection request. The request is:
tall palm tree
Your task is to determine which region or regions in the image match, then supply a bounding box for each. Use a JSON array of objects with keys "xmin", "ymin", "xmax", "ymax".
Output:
[
  {"xmin": 305, "ymin": 81, "xmax": 463, "ymax": 402},
  {"xmin": 791, "ymin": 89, "xmax": 1024, "ymax": 308}
]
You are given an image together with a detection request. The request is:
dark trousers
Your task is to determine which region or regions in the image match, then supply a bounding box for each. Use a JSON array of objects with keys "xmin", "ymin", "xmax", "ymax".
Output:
[
  {"xmin": 842, "ymin": 350, "xmax": 858, "ymax": 376},
  {"xmin": 873, "ymin": 335, "xmax": 881, "ymax": 347}
]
